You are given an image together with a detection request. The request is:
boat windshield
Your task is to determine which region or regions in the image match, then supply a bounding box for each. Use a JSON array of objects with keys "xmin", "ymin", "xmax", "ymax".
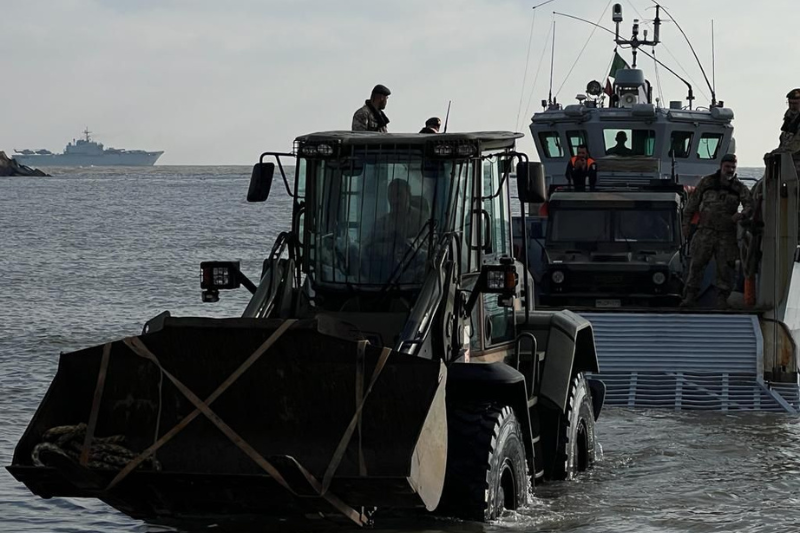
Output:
[
  {"xmin": 550, "ymin": 208, "xmax": 675, "ymax": 243},
  {"xmin": 306, "ymin": 150, "xmax": 462, "ymax": 289}
]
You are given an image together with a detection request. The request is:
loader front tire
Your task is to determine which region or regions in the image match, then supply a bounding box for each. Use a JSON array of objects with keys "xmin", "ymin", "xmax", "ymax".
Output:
[
  {"xmin": 439, "ymin": 403, "xmax": 529, "ymax": 521},
  {"xmin": 547, "ymin": 373, "xmax": 596, "ymax": 480}
]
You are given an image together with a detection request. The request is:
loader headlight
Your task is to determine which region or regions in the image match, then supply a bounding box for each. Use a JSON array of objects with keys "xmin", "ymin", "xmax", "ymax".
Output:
[
  {"xmin": 482, "ymin": 262, "xmax": 518, "ymax": 292},
  {"xmin": 551, "ymin": 270, "xmax": 565, "ymax": 284},
  {"xmin": 433, "ymin": 144, "xmax": 454, "ymax": 156},
  {"xmin": 315, "ymin": 143, "xmax": 334, "ymax": 156},
  {"xmin": 652, "ymin": 271, "xmax": 666, "ymax": 285},
  {"xmin": 457, "ymin": 144, "xmax": 476, "ymax": 156},
  {"xmin": 201, "ymin": 261, "xmax": 241, "ymax": 290}
]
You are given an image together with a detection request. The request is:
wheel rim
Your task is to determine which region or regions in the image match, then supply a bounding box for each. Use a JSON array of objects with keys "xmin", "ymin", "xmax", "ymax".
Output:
[
  {"xmin": 576, "ymin": 419, "xmax": 589, "ymax": 472},
  {"xmin": 498, "ymin": 459, "xmax": 517, "ymax": 513}
]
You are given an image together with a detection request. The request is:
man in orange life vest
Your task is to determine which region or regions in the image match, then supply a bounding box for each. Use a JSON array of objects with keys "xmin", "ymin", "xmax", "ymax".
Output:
[{"xmin": 565, "ymin": 145, "xmax": 598, "ymax": 191}]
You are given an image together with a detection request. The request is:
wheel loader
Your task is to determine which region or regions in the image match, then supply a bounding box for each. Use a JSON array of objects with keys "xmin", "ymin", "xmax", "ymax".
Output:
[{"xmin": 8, "ymin": 131, "xmax": 605, "ymax": 526}]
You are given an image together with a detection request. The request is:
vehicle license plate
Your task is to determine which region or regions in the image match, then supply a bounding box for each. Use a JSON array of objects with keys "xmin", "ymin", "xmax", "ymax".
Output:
[{"xmin": 596, "ymin": 299, "xmax": 621, "ymax": 308}]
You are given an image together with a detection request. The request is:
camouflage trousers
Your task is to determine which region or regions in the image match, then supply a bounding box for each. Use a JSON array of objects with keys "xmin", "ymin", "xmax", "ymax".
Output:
[{"xmin": 685, "ymin": 229, "xmax": 739, "ymax": 297}]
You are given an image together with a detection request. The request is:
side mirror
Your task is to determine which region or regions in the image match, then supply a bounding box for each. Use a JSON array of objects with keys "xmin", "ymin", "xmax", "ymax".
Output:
[
  {"xmin": 516, "ymin": 162, "xmax": 547, "ymax": 203},
  {"xmin": 248, "ymin": 162, "xmax": 274, "ymax": 202}
]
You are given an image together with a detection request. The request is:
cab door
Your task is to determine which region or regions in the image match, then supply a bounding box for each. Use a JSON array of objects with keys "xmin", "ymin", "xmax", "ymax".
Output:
[{"xmin": 469, "ymin": 156, "xmax": 516, "ymax": 359}]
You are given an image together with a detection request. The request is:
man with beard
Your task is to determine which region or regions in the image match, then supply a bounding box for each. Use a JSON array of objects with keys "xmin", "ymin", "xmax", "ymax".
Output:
[
  {"xmin": 352, "ymin": 84, "xmax": 391, "ymax": 132},
  {"xmin": 681, "ymin": 153, "xmax": 753, "ymax": 308}
]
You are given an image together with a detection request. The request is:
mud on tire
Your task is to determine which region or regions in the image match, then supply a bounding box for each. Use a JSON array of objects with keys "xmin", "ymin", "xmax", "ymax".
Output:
[{"xmin": 438, "ymin": 403, "xmax": 529, "ymax": 521}]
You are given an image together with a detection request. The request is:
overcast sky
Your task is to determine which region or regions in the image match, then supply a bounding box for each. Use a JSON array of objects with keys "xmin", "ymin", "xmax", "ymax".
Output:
[{"xmin": 1, "ymin": 0, "xmax": 796, "ymax": 166}]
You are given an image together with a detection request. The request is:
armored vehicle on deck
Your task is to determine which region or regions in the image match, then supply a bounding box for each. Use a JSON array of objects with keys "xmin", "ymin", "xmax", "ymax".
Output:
[{"xmin": 540, "ymin": 184, "xmax": 685, "ymax": 308}]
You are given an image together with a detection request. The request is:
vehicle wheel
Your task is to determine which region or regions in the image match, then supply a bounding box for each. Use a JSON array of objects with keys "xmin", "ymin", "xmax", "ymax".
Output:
[
  {"xmin": 438, "ymin": 403, "xmax": 529, "ymax": 521},
  {"xmin": 547, "ymin": 373, "xmax": 596, "ymax": 480}
]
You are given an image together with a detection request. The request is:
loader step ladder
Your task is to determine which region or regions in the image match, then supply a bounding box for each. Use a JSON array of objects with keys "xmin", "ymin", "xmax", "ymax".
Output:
[{"xmin": 583, "ymin": 312, "xmax": 800, "ymax": 413}]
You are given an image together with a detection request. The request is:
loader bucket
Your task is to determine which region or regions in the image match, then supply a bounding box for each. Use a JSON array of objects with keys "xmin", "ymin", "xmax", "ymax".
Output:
[{"xmin": 8, "ymin": 316, "xmax": 447, "ymax": 525}]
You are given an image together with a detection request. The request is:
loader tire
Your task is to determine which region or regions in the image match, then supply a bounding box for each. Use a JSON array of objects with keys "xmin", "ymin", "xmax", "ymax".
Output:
[
  {"xmin": 439, "ymin": 403, "xmax": 529, "ymax": 521},
  {"xmin": 548, "ymin": 373, "xmax": 596, "ymax": 480}
]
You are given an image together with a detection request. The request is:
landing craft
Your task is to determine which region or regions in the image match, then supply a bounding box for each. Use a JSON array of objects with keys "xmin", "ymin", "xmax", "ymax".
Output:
[{"xmin": 513, "ymin": 3, "xmax": 800, "ymax": 411}]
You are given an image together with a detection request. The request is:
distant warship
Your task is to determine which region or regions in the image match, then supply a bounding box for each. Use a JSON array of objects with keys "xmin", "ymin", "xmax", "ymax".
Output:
[{"xmin": 13, "ymin": 128, "xmax": 163, "ymax": 166}]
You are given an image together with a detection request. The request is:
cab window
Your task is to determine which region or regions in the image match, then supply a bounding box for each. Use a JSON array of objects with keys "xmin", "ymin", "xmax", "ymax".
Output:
[
  {"xmin": 669, "ymin": 131, "xmax": 694, "ymax": 158},
  {"xmin": 697, "ymin": 133, "xmax": 724, "ymax": 160},
  {"xmin": 538, "ymin": 132, "xmax": 564, "ymax": 158},
  {"xmin": 603, "ymin": 129, "xmax": 656, "ymax": 156},
  {"xmin": 567, "ymin": 130, "xmax": 587, "ymax": 156}
]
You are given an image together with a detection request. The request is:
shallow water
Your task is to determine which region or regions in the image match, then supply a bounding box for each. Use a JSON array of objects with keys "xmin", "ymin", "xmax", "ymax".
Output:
[{"xmin": 2, "ymin": 166, "xmax": 796, "ymax": 533}]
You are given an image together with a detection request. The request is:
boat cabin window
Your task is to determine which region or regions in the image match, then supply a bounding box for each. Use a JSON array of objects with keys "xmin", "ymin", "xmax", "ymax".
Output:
[
  {"xmin": 566, "ymin": 130, "xmax": 587, "ymax": 156},
  {"xmin": 538, "ymin": 132, "xmax": 564, "ymax": 158},
  {"xmin": 603, "ymin": 129, "xmax": 656, "ymax": 157},
  {"xmin": 669, "ymin": 131, "xmax": 694, "ymax": 158},
  {"xmin": 697, "ymin": 133, "xmax": 724, "ymax": 160}
]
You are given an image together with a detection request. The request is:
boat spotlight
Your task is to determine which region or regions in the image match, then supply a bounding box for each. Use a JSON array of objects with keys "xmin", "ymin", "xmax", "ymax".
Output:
[{"xmin": 612, "ymin": 4, "xmax": 623, "ymax": 23}]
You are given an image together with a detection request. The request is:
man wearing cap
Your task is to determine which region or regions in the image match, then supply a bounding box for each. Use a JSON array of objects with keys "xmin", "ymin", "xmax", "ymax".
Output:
[
  {"xmin": 776, "ymin": 88, "xmax": 800, "ymax": 174},
  {"xmin": 681, "ymin": 153, "xmax": 753, "ymax": 308},
  {"xmin": 419, "ymin": 117, "xmax": 441, "ymax": 134},
  {"xmin": 352, "ymin": 84, "xmax": 391, "ymax": 133}
]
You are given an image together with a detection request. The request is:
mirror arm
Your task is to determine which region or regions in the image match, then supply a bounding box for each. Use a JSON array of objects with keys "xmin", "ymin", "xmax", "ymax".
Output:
[
  {"xmin": 237, "ymin": 271, "xmax": 258, "ymax": 294},
  {"xmin": 258, "ymin": 151, "xmax": 295, "ymax": 197},
  {"xmin": 464, "ymin": 271, "xmax": 487, "ymax": 317},
  {"xmin": 512, "ymin": 151, "xmax": 532, "ymax": 321}
]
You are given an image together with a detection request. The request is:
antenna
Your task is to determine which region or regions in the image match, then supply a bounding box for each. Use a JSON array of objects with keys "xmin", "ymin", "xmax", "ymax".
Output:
[
  {"xmin": 655, "ymin": 2, "xmax": 716, "ymax": 106},
  {"xmin": 515, "ymin": 0, "xmax": 558, "ymax": 129},
  {"xmin": 612, "ymin": 3, "xmax": 661, "ymax": 68},
  {"xmin": 548, "ymin": 20, "xmax": 556, "ymax": 106},
  {"xmin": 553, "ymin": 10, "xmax": 696, "ymax": 109},
  {"xmin": 711, "ymin": 19, "xmax": 717, "ymax": 105},
  {"xmin": 443, "ymin": 101, "xmax": 452, "ymax": 133}
]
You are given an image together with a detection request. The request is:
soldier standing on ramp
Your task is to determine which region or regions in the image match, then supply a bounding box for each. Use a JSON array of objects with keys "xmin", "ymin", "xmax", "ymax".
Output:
[{"xmin": 681, "ymin": 153, "xmax": 754, "ymax": 308}]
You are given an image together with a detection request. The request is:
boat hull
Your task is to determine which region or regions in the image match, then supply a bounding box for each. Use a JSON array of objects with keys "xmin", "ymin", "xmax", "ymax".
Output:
[{"xmin": 13, "ymin": 151, "xmax": 163, "ymax": 167}]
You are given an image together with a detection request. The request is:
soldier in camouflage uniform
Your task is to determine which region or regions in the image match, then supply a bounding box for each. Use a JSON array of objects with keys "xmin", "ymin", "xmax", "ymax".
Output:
[
  {"xmin": 776, "ymin": 88, "xmax": 800, "ymax": 175},
  {"xmin": 352, "ymin": 84, "xmax": 391, "ymax": 132},
  {"xmin": 681, "ymin": 153, "xmax": 754, "ymax": 308}
]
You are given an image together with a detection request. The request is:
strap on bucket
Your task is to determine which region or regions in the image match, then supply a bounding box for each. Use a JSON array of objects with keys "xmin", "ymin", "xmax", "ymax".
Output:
[
  {"xmin": 321, "ymin": 346, "xmax": 392, "ymax": 494},
  {"xmin": 83, "ymin": 319, "xmax": 368, "ymax": 526}
]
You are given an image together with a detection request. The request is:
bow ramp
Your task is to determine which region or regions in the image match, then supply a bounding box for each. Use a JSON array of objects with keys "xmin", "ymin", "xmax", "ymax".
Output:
[{"xmin": 584, "ymin": 312, "xmax": 800, "ymax": 412}]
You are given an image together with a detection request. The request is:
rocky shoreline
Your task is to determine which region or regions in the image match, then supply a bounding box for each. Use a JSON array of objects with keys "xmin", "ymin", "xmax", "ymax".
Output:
[{"xmin": 0, "ymin": 151, "xmax": 49, "ymax": 176}]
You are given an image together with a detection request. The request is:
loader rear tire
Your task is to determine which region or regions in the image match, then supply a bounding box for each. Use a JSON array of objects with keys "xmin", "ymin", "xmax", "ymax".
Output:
[
  {"xmin": 439, "ymin": 403, "xmax": 529, "ymax": 521},
  {"xmin": 547, "ymin": 373, "xmax": 596, "ymax": 480}
]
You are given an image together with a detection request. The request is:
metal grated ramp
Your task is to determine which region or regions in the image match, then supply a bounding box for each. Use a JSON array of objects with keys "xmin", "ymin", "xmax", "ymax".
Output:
[{"xmin": 582, "ymin": 312, "xmax": 799, "ymax": 412}]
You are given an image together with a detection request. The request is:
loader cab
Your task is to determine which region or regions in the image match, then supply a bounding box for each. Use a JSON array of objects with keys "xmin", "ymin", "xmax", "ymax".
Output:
[{"xmin": 246, "ymin": 131, "xmax": 527, "ymax": 357}]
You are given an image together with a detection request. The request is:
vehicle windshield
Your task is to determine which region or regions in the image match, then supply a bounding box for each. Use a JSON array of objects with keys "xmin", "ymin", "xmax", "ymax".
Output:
[
  {"xmin": 549, "ymin": 208, "xmax": 675, "ymax": 243},
  {"xmin": 306, "ymin": 149, "xmax": 463, "ymax": 289}
]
